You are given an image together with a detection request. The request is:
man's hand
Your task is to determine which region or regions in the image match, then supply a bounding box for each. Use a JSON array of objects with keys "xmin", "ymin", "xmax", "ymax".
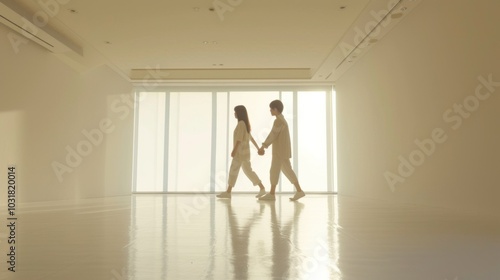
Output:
[{"xmin": 258, "ymin": 148, "xmax": 265, "ymax": 156}]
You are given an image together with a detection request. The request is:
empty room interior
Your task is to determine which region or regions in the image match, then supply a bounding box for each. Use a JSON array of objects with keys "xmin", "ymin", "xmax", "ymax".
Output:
[{"xmin": 0, "ymin": 0, "xmax": 499, "ymax": 279}]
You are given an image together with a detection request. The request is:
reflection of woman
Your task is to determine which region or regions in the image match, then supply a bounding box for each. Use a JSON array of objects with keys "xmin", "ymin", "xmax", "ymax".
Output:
[
  {"xmin": 220, "ymin": 200, "xmax": 260, "ymax": 280},
  {"xmin": 217, "ymin": 105, "xmax": 266, "ymax": 199},
  {"xmin": 270, "ymin": 202, "xmax": 291, "ymax": 279}
]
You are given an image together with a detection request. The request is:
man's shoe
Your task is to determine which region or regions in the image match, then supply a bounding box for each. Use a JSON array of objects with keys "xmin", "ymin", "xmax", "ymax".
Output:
[{"xmin": 258, "ymin": 193, "xmax": 276, "ymax": 201}]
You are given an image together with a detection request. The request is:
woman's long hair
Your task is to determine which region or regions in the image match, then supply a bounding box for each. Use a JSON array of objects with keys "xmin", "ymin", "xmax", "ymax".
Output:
[{"xmin": 234, "ymin": 105, "xmax": 251, "ymax": 133}]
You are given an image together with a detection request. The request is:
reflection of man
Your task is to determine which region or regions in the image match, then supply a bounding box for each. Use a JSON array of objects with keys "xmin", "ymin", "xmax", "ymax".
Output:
[{"xmin": 265, "ymin": 201, "xmax": 304, "ymax": 279}]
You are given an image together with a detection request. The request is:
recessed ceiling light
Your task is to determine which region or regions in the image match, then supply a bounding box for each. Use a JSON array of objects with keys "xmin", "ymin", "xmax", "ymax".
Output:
[
  {"xmin": 203, "ymin": 41, "xmax": 209, "ymax": 44},
  {"xmin": 193, "ymin": 7, "xmax": 200, "ymax": 12},
  {"xmin": 209, "ymin": 7, "xmax": 215, "ymax": 12},
  {"xmin": 105, "ymin": 41, "xmax": 112, "ymax": 45},
  {"xmin": 68, "ymin": 9, "xmax": 78, "ymax": 14},
  {"xmin": 339, "ymin": 6, "xmax": 346, "ymax": 10}
]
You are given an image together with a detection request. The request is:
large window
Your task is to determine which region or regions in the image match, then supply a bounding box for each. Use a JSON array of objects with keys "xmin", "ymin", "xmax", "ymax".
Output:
[
  {"xmin": 133, "ymin": 87, "xmax": 336, "ymax": 193},
  {"xmin": 134, "ymin": 92, "xmax": 166, "ymax": 192},
  {"xmin": 297, "ymin": 91, "xmax": 328, "ymax": 190},
  {"xmin": 167, "ymin": 92, "xmax": 213, "ymax": 192}
]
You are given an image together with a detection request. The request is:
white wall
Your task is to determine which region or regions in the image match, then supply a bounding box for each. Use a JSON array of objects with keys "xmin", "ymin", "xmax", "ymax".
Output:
[
  {"xmin": 335, "ymin": 0, "xmax": 500, "ymax": 215},
  {"xmin": 0, "ymin": 25, "xmax": 134, "ymax": 202}
]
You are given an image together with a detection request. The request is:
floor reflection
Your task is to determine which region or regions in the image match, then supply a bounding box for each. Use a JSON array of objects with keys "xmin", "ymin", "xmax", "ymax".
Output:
[
  {"xmin": 6, "ymin": 194, "xmax": 500, "ymax": 280},
  {"xmin": 127, "ymin": 194, "xmax": 341, "ymax": 279},
  {"xmin": 220, "ymin": 199, "xmax": 260, "ymax": 280},
  {"xmin": 266, "ymin": 200, "xmax": 301, "ymax": 279}
]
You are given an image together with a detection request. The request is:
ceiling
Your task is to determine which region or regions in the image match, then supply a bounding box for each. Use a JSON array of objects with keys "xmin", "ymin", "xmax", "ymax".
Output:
[{"xmin": 1, "ymin": 0, "xmax": 422, "ymax": 83}]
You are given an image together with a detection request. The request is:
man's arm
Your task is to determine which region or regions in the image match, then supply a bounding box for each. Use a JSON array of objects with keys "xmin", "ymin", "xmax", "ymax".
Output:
[{"xmin": 259, "ymin": 119, "xmax": 284, "ymax": 151}]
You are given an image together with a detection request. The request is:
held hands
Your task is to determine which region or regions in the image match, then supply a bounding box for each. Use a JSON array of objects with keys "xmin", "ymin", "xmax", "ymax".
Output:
[{"xmin": 258, "ymin": 147, "xmax": 265, "ymax": 156}]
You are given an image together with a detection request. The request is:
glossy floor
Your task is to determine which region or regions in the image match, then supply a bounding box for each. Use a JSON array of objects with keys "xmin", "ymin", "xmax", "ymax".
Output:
[{"xmin": 2, "ymin": 194, "xmax": 499, "ymax": 280}]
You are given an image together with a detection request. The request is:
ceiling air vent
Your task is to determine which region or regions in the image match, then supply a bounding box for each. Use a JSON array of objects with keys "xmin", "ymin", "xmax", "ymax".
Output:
[{"xmin": 0, "ymin": 1, "xmax": 80, "ymax": 54}]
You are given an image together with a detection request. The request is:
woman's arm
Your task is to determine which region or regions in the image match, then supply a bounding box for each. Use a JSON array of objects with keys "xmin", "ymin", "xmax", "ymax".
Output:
[{"xmin": 250, "ymin": 135, "xmax": 259, "ymax": 150}]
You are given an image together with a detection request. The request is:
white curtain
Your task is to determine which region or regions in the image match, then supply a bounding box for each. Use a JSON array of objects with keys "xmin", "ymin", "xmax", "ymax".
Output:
[{"xmin": 134, "ymin": 87, "xmax": 336, "ymax": 193}]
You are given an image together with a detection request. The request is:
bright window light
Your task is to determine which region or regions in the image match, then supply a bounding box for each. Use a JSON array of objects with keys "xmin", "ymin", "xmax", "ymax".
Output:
[{"xmin": 133, "ymin": 87, "xmax": 337, "ymax": 193}]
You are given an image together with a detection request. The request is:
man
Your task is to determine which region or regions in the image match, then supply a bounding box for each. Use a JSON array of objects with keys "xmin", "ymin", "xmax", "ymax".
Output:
[{"xmin": 258, "ymin": 100, "xmax": 305, "ymax": 201}]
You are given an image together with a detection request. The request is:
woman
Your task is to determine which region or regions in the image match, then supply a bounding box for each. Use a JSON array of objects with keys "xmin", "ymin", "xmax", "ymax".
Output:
[{"xmin": 216, "ymin": 105, "xmax": 266, "ymax": 198}]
